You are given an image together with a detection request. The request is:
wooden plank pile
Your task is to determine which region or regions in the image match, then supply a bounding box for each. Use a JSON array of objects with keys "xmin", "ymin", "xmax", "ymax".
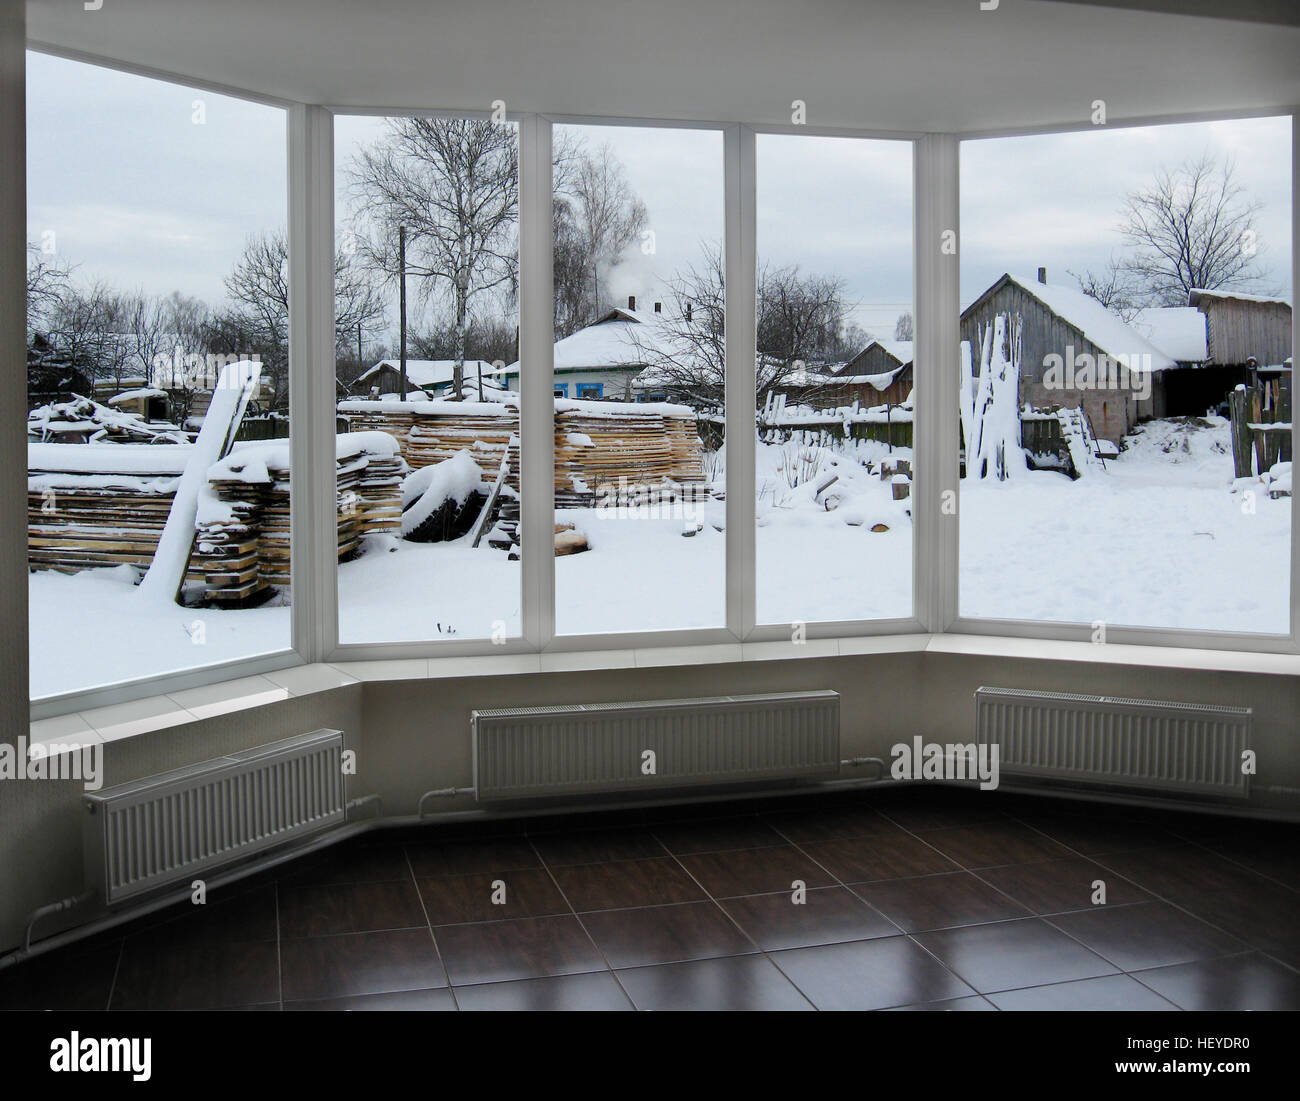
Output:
[{"xmin": 28, "ymin": 436, "xmax": 404, "ymax": 603}]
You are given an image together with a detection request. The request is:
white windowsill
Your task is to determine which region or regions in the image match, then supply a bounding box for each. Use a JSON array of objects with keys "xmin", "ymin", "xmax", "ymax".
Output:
[{"xmin": 26, "ymin": 631, "xmax": 1300, "ymax": 753}]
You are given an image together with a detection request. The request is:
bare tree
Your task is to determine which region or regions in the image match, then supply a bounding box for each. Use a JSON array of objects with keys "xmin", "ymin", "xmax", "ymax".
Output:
[
  {"xmin": 627, "ymin": 245, "xmax": 849, "ymax": 410},
  {"xmin": 1071, "ymin": 255, "xmax": 1141, "ymax": 321},
  {"xmin": 44, "ymin": 281, "xmax": 120, "ymax": 392},
  {"xmin": 224, "ymin": 230, "xmax": 387, "ymax": 405},
  {"xmin": 350, "ymin": 118, "xmax": 519, "ymax": 397},
  {"xmin": 26, "ymin": 242, "xmax": 71, "ymax": 335},
  {"xmin": 1115, "ymin": 154, "xmax": 1268, "ymax": 307},
  {"xmin": 894, "ymin": 311, "xmax": 914, "ymax": 341},
  {"xmin": 553, "ymin": 139, "xmax": 648, "ymax": 335}
]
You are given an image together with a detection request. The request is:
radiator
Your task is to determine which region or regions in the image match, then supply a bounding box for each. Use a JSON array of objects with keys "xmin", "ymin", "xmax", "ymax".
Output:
[
  {"xmin": 975, "ymin": 688, "xmax": 1251, "ymax": 799},
  {"xmin": 471, "ymin": 691, "xmax": 840, "ymax": 802},
  {"xmin": 83, "ymin": 729, "xmax": 345, "ymax": 904}
]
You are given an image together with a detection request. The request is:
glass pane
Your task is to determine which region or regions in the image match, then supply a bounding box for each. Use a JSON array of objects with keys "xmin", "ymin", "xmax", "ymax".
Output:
[
  {"xmin": 26, "ymin": 53, "xmax": 289, "ymax": 697},
  {"xmin": 551, "ymin": 124, "xmax": 725, "ymax": 636},
  {"xmin": 334, "ymin": 115, "xmax": 521, "ymax": 644},
  {"xmin": 959, "ymin": 117, "xmax": 1292, "ymax": 634},
  {"xmin": 755, "ymin": 134, "xmax": 915, "ymax": 627}
]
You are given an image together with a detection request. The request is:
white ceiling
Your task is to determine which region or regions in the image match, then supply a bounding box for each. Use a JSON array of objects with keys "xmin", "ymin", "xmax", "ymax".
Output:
[{"xmin": 27, "ymin": 0, "xmax": 1300, "ymax": 133}]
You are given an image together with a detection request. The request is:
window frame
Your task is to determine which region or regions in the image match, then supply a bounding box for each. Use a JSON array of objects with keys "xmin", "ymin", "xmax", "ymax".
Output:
[{"xmin": 23, "ymin": 41, "xmax": 1300, "ymax": 722}]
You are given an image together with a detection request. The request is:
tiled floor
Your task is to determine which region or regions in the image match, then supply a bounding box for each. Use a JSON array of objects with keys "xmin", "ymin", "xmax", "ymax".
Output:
[{"xmin": 3, "ymin": 784, "xmax": 1300, "ymax": 1011}]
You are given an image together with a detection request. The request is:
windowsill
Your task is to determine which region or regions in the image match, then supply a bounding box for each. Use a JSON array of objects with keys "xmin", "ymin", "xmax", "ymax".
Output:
[{"xmin": 27, "ymin": 630, "xmax": 1300, "ymax": 752}]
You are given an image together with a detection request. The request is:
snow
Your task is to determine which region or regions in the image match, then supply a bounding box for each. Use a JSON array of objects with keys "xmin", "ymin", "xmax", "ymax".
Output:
[
  {"xmin": 960, "ymin": 416, "xmax": 1289, "ymax": 633},
  {"xmin": 400, "ymin": 450, "xmax": 487, "ymax": 537},
  {"xmin": 503, "ymin": 308, "xmax": 676, "ymax": 375},
  {"xmin": 29, "ymin": 404, "xmax": 1291, "ymax": 696},
  {"xmin": 1189, "ymin": 289, "xmax": 1292, "ymax": 307},
  {"xmin": 107, "ymin": 387, "xmax": 168, "ymax": 406},
  {"xmin": 1131, "ymin": 307, "xmax": 1208, "ymax": 364},
  {"xmin": 28, "ymin": 442, "xmax": 191, "ymax": 476}
]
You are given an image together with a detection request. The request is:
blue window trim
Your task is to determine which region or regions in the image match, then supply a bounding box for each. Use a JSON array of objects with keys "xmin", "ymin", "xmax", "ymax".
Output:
[
  {"xmin": 576, "ymin": 382, "xmax": 604, "ymax": 398},
  {"xmin": 554, "ymin": 383, "xmax": 568, "ymax": 396}
]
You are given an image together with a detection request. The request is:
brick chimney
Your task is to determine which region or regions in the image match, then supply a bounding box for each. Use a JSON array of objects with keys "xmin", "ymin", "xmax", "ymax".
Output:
[
  {"xmin": 628, "ymin": 295, "xmax": 636, "ymax": 310},
  {"xmin": 653, "ymin": 301, "xmax": 662, "ymax": 313},
  {"xmin": 685, "ymin": 302, "xmax": 693, "ymax": 322},
  {"xmin": 1037, "ymin": 266, "xmax": 1047, "ymax": 284}
]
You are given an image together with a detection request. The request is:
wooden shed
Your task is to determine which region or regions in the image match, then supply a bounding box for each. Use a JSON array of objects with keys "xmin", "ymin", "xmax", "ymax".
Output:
[
  {"xmin": 960, "ymin": 271, "xmax": 1175, "ymax": 444},
  {"xmin": 1188, "ymin": 289, "xmax": 1292, "ymax": 368}
]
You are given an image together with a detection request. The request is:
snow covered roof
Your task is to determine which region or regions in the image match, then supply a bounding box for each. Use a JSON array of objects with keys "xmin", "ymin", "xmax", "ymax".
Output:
[
  {"xmin": 1188, "ymin": 289, "xmax": 1292, "ymax": 308},
  {"xmin": 873, "ymin": 340, "xmax": 913, "ymax": 365},
  {"xmin": 356, "ymin": 359, "xmax": 497, "ymax": 389},
  {"xmin": 976, "ymin": 274, "xmax": 1177, "ymax": 372},
  {"xmin": 505, "ymin": 308, "xmax": 675, "ymax": 375},
  {"xmin": 1130, "ymin": 307, "xmax": 1208, "ymax": 364}
]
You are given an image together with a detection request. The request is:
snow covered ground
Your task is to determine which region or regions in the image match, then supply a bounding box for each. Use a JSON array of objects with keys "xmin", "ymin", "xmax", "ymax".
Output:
[
  {"xmin": 28, "ymin": 417, "xmax": 1288, "ymax": 698},
  {"xmin": 960, "ymin": 416, "xmax": 1290, "ymax": 633}
]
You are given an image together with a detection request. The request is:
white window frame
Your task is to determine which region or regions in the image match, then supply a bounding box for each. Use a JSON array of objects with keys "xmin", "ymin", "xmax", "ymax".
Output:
[{"xmin": 22, "ymin": 43, "xmax": 1300, "ymax": 722}]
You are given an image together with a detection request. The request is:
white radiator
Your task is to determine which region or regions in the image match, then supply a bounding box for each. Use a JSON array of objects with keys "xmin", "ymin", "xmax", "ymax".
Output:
[
  {"xmin": 83, "ymin": 729, "xmax": 345, "ymax": 904},
  {"xmin": 975, "ymin": 687, "xmax": 1251, "ymax": 799},
  {"xmin": 471, "ymin": 691, "xmax": 840, "ymax": 802}
]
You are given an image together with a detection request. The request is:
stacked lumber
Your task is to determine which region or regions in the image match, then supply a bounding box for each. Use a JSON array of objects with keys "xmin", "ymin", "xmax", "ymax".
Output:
[
  {"xmin": 28, "ymin": 444, "xmax": 191, "ymax": 575},
  {"xmin": 28, "ymin": 435, "xmax": 404, "ymax": 603},
  {"xmin": 339, "ymin": 398, "xmax": 707, "ymax": 513}
]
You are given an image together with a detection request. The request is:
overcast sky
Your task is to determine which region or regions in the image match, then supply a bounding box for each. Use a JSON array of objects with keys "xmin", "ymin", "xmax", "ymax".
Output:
[{"xmin": 28, "ymin": 51, "xmax": 1293, "ymax": 346}]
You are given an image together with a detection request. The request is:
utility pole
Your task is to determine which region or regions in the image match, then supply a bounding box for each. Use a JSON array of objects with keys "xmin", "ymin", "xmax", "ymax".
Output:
[{"xmin": 399, "ymin": 224, "xmax": 408, "ymax": 402}]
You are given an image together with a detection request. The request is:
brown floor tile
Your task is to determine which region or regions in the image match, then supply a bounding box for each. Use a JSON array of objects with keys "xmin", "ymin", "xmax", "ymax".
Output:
[
  {"xmin": 111, "ymin": 938, "xmax": 279, "ymax": 1010},
  {"xmin": 552, "ymin": 857, "xmax": 706, "ymax": 911},
  {"xmin": 651, "ymin": 816, "xmax": 788, "ymax": 854},
  {"xmin": 1129, "ymin": 952, "xmax": 1300, "ymax": 1011},
  {"xmin": 988, "ymin": 974, "xmax": 1178, "ymax": 1011},
  {"xmin": 1048, "ymin": 901, "xmax": 1245, "ymax": 971},
  {"xmin": 455, "ymin": 971, "xmax": 633, "ymax": 1011},
  {"xmin": 914, "ymin": 917, "xmax": 1117, "ymax": 994},
  {"xmin": 285, "ymin": 987, "xmax": 457, "ymax": 1011},
  {"xmin": 977, "ymin": 856, "xmax": 1151, "ymax": 914},
  {"xmin": 0, "ymin": 941, "xmax": 122, "ymax": 1011},
  {"xmin": 1012, "ymin": 812, "xmax": 1176, "ymax": 856},
  {"xmin": 418, "ymin": 868, "xmax": 570, "ymax": 925},
  {"xmin": 799, "ymin": 833, "xmax": 959, "ymax": 884},
  {"xmin": 773, "ymin": 937, "xmax": 976, "ymax": 1010},
  {"xmin": 617, "ymin": 955, "xmax": 813, "ymax": 1011},
  {"xmin": 918, "ymin": 821, "xmax": 1072, "ymax": 868},
  {"xmin": 128, "ymin": 885, "xmax": 279, "ymax": 947},
  {"xmin": 582, "ymin": 901, "xmax": 756, "ymax": 968},
  {"xmin": 719, "ymin": 886, "xmax": 900, "ymax": 951},
  {"xmin": 434, "ymin": 915, "xmax": 606, "ymax": 985},
  {"xmin": 278, "ymin": 880, "xmax": 428, "ymax": 939},
  {"xmin": 530, "ymin": 828, "xmax": 667, "ymax": 867},
  {"xmin": 275, "ymin": 840, "xmax": 413, "ymax": 888},
  {"xmin": 405, "ymin": 836, "xmax": 542, "ymax": 878},
  {"xmin": 280, "ymin": 928, "xmax": 446, "ymax": 1002},
  {"xmin": 677, "ymin": 845, "xmax": 837, "ymax": 897},
  {"xmin": 761, "ymin": 806, "xmax": 903, "ymax": 843},
  {"xmin": 852, "ymin": 871, "xmax": 1030, "ymax": 932}
]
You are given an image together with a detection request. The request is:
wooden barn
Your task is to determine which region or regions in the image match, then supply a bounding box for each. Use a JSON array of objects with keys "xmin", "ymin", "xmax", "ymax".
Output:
[{"xmin": 961, "ymin": 270, "xmax": 1176, "ymax": 444}]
